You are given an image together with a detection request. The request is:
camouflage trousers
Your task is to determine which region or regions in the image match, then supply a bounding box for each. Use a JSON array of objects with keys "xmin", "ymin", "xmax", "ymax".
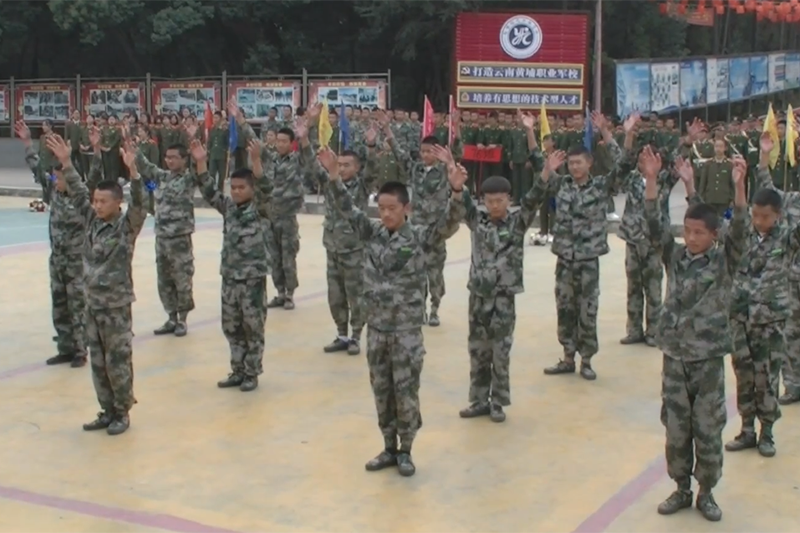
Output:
[
  {"xmin": 624, "ymin": 242, "xmax": 663, "ymax": 338},
  {"xmin": 468, "ymin": 293, "xmax": 516, "ymax": 406},
  {"xmin": 326, "ymin": 249, "xmax": 364, "ymax": 339},
  {"xmin": 555, "ymin": 257, "xmax": 600, "ymax": 361},
  {"xmin": 661, "ymin": 355, "xmax": 726, "ymax": 490},
  {"xmin": 270, "ymin": 216, "xmax": 300, "ymax": 296},
  {"xmin": 731, "ymin": 321, "xmax": 783, "ymax": 426},
  {"xmin": 424, "ymin": 240, "xmax": 446, "ymax": 309},
  {"xmin": 155, "ymin": 234, "xmax": 195, "ymax": 316},
  {"xmin": 222, "ymin": 276, "xmax": 267, "ymax": 377},
  {"xmin": 781, "ymin": 283, "xmax": 800, "ymax": 396},
  {"xmin": 50, "ymin": 255, "xmax": 86, "ymax": 357},
  {"xmin": 367, "ymin": 327, "xmax": 425, "ymax": 450},
  {"xmin": 87, "ymin": 304, "xmax": 137, "ymax": 414}
]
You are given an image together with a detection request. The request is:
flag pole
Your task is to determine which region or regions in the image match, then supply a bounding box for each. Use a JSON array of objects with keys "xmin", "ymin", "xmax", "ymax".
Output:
[{"xmin": 593, "ymin": 0, "xmax": 603, "ymax": 110}]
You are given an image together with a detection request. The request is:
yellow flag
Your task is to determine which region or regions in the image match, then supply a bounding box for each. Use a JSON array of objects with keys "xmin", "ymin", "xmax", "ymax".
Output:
[
  {"xmin": 318, "ymin": 101, "xmax": 333, "ymax": 147},
  {"xmin": 787, "ymin": 105, "xmax": 797, "ymax": 168},
  {"xmin": 763, "ymin": 103, "xmax": 780, "ymax": 169},
  {"xmin": 539, "ymin": 101, "xmax": 551, "ymax": 144}
]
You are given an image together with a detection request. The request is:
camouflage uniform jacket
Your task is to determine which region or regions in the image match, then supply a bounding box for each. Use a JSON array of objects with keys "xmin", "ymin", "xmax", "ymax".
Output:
[
  {"xmin": 730, "ymin": 220, "xmax": 795, "ymax": 325},
  {"xmin": 25, "ymin": 146, "xmax": 85, "ymax": 262},
  {"xmin": 197, "ymin": 170, "xmax": 272, "ymax": 280},
  {"xmin": 390, "ymin": 121, "xmax": 415, "ymax": 153},
  {"xmin": 646, "ymin": 199, "xmax": 747, "ymax": 361},
  {"xmin": 64, "ymin": 166, "xmax": 148, "ymax": 310},
  {"xmin": 462, "ymin": 182, "xmax": 543, "ymax": 297},
  {"xmin": 617, "ymin": 169, "xmax": 678, "ymax": 247},
  {"xmin": 306, "ymin": 144, "xmax": 379, "ymax": 253},
  {"xmin": 135, "ymin": 150, "xmax": 200, "ymax": 238},
  {"xmin": 755, "ymin": 164, "xmax": 800, "ymax": 281},
  {"xmin": 389, "ymin": 138, "xmax": 449, "ymax": 226},
  {"xmin": 330, "ymin": 176, "xmax": 465, "ymax": 332},
  {"xmin": 239, "ymin": 121, "xmax": 305, "ymax": 220},
  {"xmin": 540, "ymin": 139, "xmax": 624, "ymax": 261}
]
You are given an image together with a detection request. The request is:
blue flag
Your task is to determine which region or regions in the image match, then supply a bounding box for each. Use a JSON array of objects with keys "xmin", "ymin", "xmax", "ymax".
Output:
[
  {"xmin": 339, "ymin": 101, "xmax": 350, "ymax": 150},
  {"xmin": 228, "ymin": 115, "xmax": 238, "ymax": 154},
  {"xmin": 583, "ymin": 105, "xmax": 593, "ymax": 151}
]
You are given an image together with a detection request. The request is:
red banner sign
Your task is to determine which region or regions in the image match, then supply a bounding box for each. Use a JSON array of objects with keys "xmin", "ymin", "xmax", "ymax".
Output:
[
  {"xmin": 0, "ymin": 85, "xmax": 9, "ymax": 122},
  {"xmin": 151, "ymin": 80, "xmax": 221, "ymax": 117},
  {"xmin": 16, "ymin": 83, "xmax": 76, "ymax": 122},
  {"xmin": 227, "ymin": 80, "xmax": 301, "ymax": 123},
  {"xmin": 307, "ymin": 79, "xmax": 387, "ymax": 110},
  {"xmin": 453, "ymin": 12, "xmax": 589, "ymax": 110},
  {"xmin": 82, "ymin": 82, "xmax": 145, "ymax": 119}
]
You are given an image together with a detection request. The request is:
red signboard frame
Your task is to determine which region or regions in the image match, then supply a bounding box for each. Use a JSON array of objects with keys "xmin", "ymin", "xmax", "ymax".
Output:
[
  {"xmin": 151, "ymin": 80, "xmax": 221, "ymax": 117},
  {"xmin": 227, "ymin": 80, "xmax": 302, "ymax": 123},
  {"xmin": 453, "ymin": 11, "xmax": 590, "ymax": 112},
  {"xmin": 15, "ymin": 83, "xmax": 76, "ymax": 123},
  {"xmin": 82, "ymin": 82, "xmax": 146, "ymax": 119},
  {"xmin": 0, "ymin": 84, "xmax": 9, "ymax": 122},
  {"xmin": 307, "ymin": 79, "xmax": 387, "ymax": 110}
]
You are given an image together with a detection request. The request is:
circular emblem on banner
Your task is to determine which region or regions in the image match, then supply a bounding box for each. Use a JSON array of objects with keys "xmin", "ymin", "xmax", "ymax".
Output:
[{"xmin": 499, "ymin": 15, "xmax": 543, "ymax": 60}]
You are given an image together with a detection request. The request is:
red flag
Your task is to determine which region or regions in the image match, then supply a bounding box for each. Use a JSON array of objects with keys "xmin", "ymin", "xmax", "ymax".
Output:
[
  {"xmin": 204, "ymin": 101, "xmax": 213, "ymax": 141},
  {"xmin": 422, "ymin": 95, "xmax": 434, "ymax": 138},
  {"xmin": 447, "ymin": 95, "xmax": 456, "ymax": 146}
]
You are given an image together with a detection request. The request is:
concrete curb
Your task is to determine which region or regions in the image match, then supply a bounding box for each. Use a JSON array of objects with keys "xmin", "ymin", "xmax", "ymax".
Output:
[{"xmin": 0, "ymin": 185, "xmax": 686, "ymax": 236}]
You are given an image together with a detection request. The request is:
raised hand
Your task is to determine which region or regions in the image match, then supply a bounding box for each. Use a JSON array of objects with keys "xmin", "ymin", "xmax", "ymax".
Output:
[
  {"xmin": 317, "ymin": 147, "xmax": 337, "ymax": 175},
  {"xmin": 184, "ymin": 123, "xmax": 198, "ymax": 140},
  {"xmin": 544, "ymin": 150, "xmax": 566, "ymax": 176},
  {"xmin": 431, "ymin": 144, "xmax": 454, "ymax": 166},
  {"xmin": 89, "ymin": 126, "xmax": 101, "ymax": 148},
  {"xmin": 760, "ymin": 132, "xmax": 774, "ymax": 155},
  {"xmin": 308, "ymin": 102, "xmax": 322, "ymax": 120},
  {"xmin": 227, "ymin": 98, "xmax": 240, "ymax": 120},
  {"xmin": 447, "ymin": 162, "xmax": 468, "ymax": 191},
  {"xmin": 623, "ymin": 112, "xmax": 640, "ymax": 134},
  {"xmin": 247, "ymin": 138, "xmax": 261, "ymax": 160},
  {"xmin": 518, "ymin": 109, "xmax": 535, "ymax": 130},
  {"xmin": 120, "ymin": 142, "xmax": 136, "ymax": 169},
  {"xmin": 686, "ymin": 117, "xmax": 705, "ymax": 139},
  {"xmin": 373, "ymin": 109, "xmax": 390, "ymax": 127},
  {"xmin": 732, "ymin": 155, "xmax": 747, "ymax": 185},
  {"xmin": 294, "ymin": 118, "xmax": 308, "ymax": 140},
  {"xmin": 189, "ymin": 139, "xmax": 207, "ymax": 162},
  {"xmin": 674, "ymin": 156, "xmax": 694, "ymax": 185},
  {"xmin": 365, "ymin": 126, "xmax": 378, "ymax": 145},
  {"xmin": 45, "ymin": 134, "xmax": 71, "ymax": 163},
  {"xmin": 640, "ymin": 145, "xmax": 662, "ymax": 179},
  {"xmin": 14, "ymin": 121, "xmax": 30, "ymax": 141},
  {"xmin": 590, "ymin": 110, "xmax": 608, "ymax": 131}
]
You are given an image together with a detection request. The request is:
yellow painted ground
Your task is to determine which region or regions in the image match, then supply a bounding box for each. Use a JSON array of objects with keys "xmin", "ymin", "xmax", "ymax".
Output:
[{"xmin": 0, "ymin": 196, "xmax": 798, "ymax": 533}]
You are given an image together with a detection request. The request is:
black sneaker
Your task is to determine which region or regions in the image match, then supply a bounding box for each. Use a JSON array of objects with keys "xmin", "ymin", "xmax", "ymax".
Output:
[
  {"xmin": 489, "ymin": 404, "xmax": 506, "ymax": 423},
  {"xmin": 619, "ymin": 335, "xmax": 645, "ymax": 345},
  {"xmin": 365, "ymin": 449, "xmax": 397, "ymax": 471},
  {"xmin": 724, "ymin": 431, "xmax": 756, "ymax": 452},
  {"xmin": 70, "ymin": 356, "xmax": 87, "ymax": 368},
  {"xmin": 173, "ymin": 322, "xmax": 188, "ymax": 337},
  {"xmin": 267, "ymin": 296, "xmax": 285, "ymax": 308},
  {"xmin": 459, "ymin": 402, "xmax": 490, "ymax": 418},
  {"xmin": 46, "ymin": 354, "xmax": 73, "ymax": 365},
  {"xmin": 757, "ymin": 430, "xmax": 776, "ymax": 458},
  {"xmin": 696, "ymin": 492, "xmax": 722, "ymax": 522},
  {"xmin": 396, "ymin": 452, "xmax": 416, "ymax": 477},
  {"xmin": 240, "ymin": 376, "xmax": 259, "ymax": 392},
  {"xmin": 107, "ymin": 414, "xmax": 130, "ymax": 436},
  {"xmin": 347, "ymin": 340, "xmax": 361, "ymax": 356},
  {"xmin": 83, "ymin": 411, "xmax": 114, "ymax": 431},
  {"xmin": 217, "ymin": 373, "xmax": 244, "ymax": 388},
  {"xmin": 579, "ymin": 364, "xmax": 597, "ymax": 381},
  {"xmin": 778, "ymin": 391, "xmax": 800, "ymax": 405},
  {"xmin": 323, "ymin": 338, "xmax": 349, "ymax": 353},
  {"xmin": 544, "ymin": 360, "xmax": 576, "ymax": 375},
  {"xmin": 153, "ymin": 320, "xmax": 176, "ymax": 335},
  {"xmin": 656, "ymin": 489, "xmax": 693, "ymax": 515}
]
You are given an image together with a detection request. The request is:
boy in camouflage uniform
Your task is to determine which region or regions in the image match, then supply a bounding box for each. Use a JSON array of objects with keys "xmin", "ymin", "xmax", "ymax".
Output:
[
  {"xmin": 456, "ymin": 113, "xmax": 545, "ymax": 423},
  {"xmin": 50, "ymin": 134, "xmax": 148, "ymax": 436},
  {"xmin": 642, "ymin": 148, "xmax": 748, "ymax": 522},
  {"xmin": 725, "ymin": 138, "xmax": 795, "ymax": 458},
  {"xmin": 316, "ymin": 147, "xmax": 465, "ymax": 478},
  {"xmin": 17, "ymin": 121, "xmax": 87, "ymax": 368},
  {"xmin": 194, "ymin": 137, "xmax": 272, "ymax": 392}
]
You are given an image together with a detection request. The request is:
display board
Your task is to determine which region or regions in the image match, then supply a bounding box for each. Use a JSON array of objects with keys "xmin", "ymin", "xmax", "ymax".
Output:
[
  {"xmin": 151, "ymin": 81, "xmax": 221, "ymax": 116},
  {"xmin": 228, "ymin": 80, "xmax": 301, "ymax": 122},
  {"xmin": 16, "ymin": 83, "xmax": 75, "ymax": 122},
  {"xmin": 0, "ymin": 85, "xmax": 8, "ymax": 122},
  {"xmin": 307, "ymin": 80, "xmax": 387, "ymax": 110},
  {"xmin": 82, "ymin": 82, "xmax": 145, "ymax": 118}
]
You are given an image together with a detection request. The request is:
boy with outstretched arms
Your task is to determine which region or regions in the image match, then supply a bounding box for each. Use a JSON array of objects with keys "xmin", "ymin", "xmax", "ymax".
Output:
[
  {"xmin": 316, "ymin": 146, "xmax": 465, "ymax": 478},
  {"xmin": 643, "ymin": 147, "xmax": 748, "ymax": 522}
]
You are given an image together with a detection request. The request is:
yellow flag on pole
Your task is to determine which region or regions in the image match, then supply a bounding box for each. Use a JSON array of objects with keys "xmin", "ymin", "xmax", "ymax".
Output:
[
  {"xmin": 763, "ymin": 103, "xmax": 780, "ymax": 169},
  {"xmin": 318, "ymin": 101, "xmax": 333, "ymax": 147},
  {"xmin": 787, "ymin": 105, "xmax": 797, "ymax": 168},
  {"xmin": 539, "ymin": 101, "xmax": 551, "ymax": 144}
]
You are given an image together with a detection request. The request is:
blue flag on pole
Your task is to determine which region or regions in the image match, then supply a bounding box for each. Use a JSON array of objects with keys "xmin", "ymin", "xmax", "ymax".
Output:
[
  {"xmin": 339, "ymin": 100, "xmax": 350, "ymax": 150},
  {"xmin": 583, "ymin": 104, "xmax": 593, "ymax": 151},
  {"xmin": 228, "ymin": 115, "xmax": 238, "ymax": 154}
]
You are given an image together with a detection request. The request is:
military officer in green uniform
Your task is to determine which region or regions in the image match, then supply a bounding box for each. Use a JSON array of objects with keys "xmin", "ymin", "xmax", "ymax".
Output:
[
  {"xmin": 506, "ymin": 114, "xmax": 531, "ymax": 203},
  {"xmin": 100, "ymin": 115, "xmax": 122, "ymax": 182},
  {"xmin": 460, "ymin": 112, "xmax": 480, "ymax": 193},
  {"xmin": 207, "ymin": 110, "xmax": 229, "ymax": 190},
  {"xmin": 477, "ymin": 111, "xmax": 504, "ymax": 180},
  {"xmin": 697, "ymin": 138, "xmax": 734, "ymax": 217},
  {"xmin": 65, "ymin": 110, "xmax": 83, "ymax": 176}
]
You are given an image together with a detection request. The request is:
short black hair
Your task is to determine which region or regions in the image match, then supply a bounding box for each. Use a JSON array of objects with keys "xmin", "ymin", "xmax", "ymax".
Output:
[
  {"xmin": 377, "ymin": 181, "xmax": 410, "ymax": 205},
  {"xmin": 165, "ymin": 144, "xmax": 188, "ymax": 158},
  {"xmin": 481, "ymin": 176, "xmax": 511, "ymax": 195},
  {"xmin": 213, "ymin": 111, "xmax": 221, "ymax": 117},
  {"xmin": 568, "ymin": 146, "xmax": 592, "ymax": 158},
  {"xmin": 95, "ymin": 180, "xmax": 124, "ymax": 201},
  {"xmin": 421, "ymin": 135, "xmax": 439, "ymax": 147},
  {"xmin": 752, "ymin": 188, "xmax": 782, "ymax": 211},
  {"xmin": 339, "ymin": 149, "xmax": 361, "ymax": 164},
  {"xmin": 685, "ymin": 203, "xmax": 720, "ymax": 231},
  {"xmin": 295, "ymin": 107, "xmax": 305, "ymax": 117},
  {"xmin": 277, "ymin": 127, "xmax": 295, "ymax": 142},
  {"xmin": 230, "ymin": 168, "xmax": 255, "ymax": 187}
]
